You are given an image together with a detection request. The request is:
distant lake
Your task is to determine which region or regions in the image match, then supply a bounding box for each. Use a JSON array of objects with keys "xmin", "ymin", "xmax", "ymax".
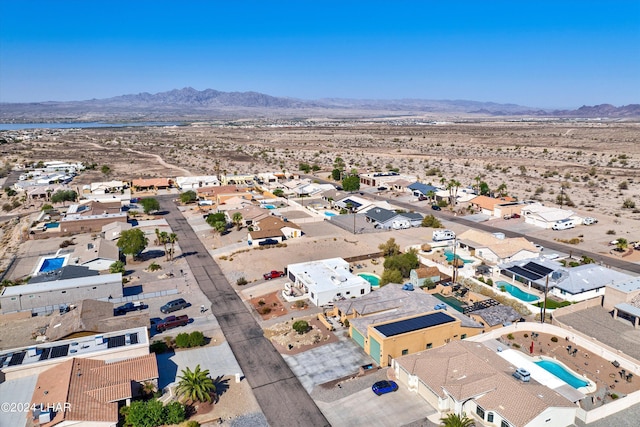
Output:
[{"xmin": 0, "ymin": 121, "xmax": 187, "ymax": 131}]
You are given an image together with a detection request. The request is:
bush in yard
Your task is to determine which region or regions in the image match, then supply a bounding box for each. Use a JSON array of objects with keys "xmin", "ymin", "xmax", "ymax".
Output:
[
  {"xmin": 551, "ymin": 336, "xmax": 558, "ymax": 342},
  {"xmin": 188, "ymin": 331, "xmax": 205, "ymax": 347},
  {"xmin": 236, "ymin": 276, "xmax": 248, "ymax": 286},
  {"xmin": 293, "ymin": 320, "xmax": 310, "ymax": 334},
  {"xmin": 507, "ymin": 333, "xmax": 514, "ymax": 340},
  {"xmin": 149, "ymin": 340, "xmax": 168, "ymax": 354},
  {"xmin": 486, "ymin": 278, "xmax": 493, "ymax": 286},
  {"xmin": 175, "ymin": 333, "xmax": 191, "ymax": 348}
]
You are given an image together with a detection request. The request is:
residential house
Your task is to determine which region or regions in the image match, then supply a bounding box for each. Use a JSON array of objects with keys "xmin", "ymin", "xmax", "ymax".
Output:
[
  {"xmin": 248, "ymin": 216, "xmax": 302, "ymax": 244},
  {"xmin": 521, "ymin": 204, "xmax": 577, "ymax": 229},
  {"xmin": 457, "ymin": 229, "xmax": 539, "ymax": 264},
  {"xmin": 469, "ymin": 195, "xmax": 518, "ymax": 216},
  {"xmin": 359, "ymin": 172, "xmax": 417, "ymax": 188},
  {"xmin": 1, "ymin": 271, "xmax": 123, "ymax": 314},
  {"xmin": 45, "ymin": 299, "xmax": 149, "ymax": 341},
  {"xmin": 604, "ymin": 277, "xmax": 640, "ymax": 328},
  {"xmin": 221, "ymin": 173, "xmax": 255, "ymax": 185},
  {"xmin": 364, "ymin": 206, "xmax": 423, "ymax": 229},
  {"xmin": 89, "ymin": 180, "xmax": 126, "ymax": 194},
  {"xmin": 131, "ymin": 177, "xmax": 172, "ymax": 191},
  {"xmin": 57, "ymin": 201, "xmax": 127, "ymax": 235},
  {"xmin": 464, "ymin": 299, "xmax": 521, "ymax": 331},
  {"xmin": 175, "ymin": 175, "xmax": 220, "ymax": 190},
  {"xmin": 407, "ymin": 182, "xmax": 439, "ymax": 198},
  {"xmin": 101, "ymin": 221, "xmax": 133, "ymax": 241},
  {"xmin": 286, "ymin": 258, "xmax": 371, "ymax": 307},
  {"xmin": 393, "ymin": 340, "xmax": 576, "ymax": 427},
  {"xmin": 331, "ymin": 284, "xmax": 483, "ymax": 367},
  {"xmin": 71, "ymin": 238, "xmax": 120, "ymax": 271},
  {"xmin": 334, "ymin": 195, "xmax": 373, "ymax": 213},
  {"xmin": 225, "ymin": 204, "xmax": 270, "ymax": 228},
  {"xmin": 29, "ymin": 353, "xmax": 158, "ymax": 426},
  {"xmin": 409, "ymin": 266, "xmax": 443, "ymax": 288}
]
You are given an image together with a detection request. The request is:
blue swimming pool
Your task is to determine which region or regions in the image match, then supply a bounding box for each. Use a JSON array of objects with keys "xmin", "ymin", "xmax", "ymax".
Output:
[
  {"xmin": 324, "ymin": 211, "xmax": 337, "ymax": 217},
  {"xmin": 432, "ymin": 293, "xmax": 466, "ymax": 312},
  {"xmin": 39, "ymin": 257, "xmax": 65, "ymax": 273},
  {"xmin": 443, "ymin": 250, "xmax": 472, "ymax": 264},
  {"xmin": 535, "ymin": 359, "xmax": 589, "ymax": 389},
  {"xmin": 358, "ymin": 273, "xmax": 380, "ymax": 287},
  {"xmin": 263, "ymin": 204, "xmax": 276, "ymax": 209},
  {"xmin": 44, "ymin": 222, "xmax": 60, "ymax": 229},
  {"xmin": 496, "ymin": 281, "xmax": 539, "ymax": 302}
]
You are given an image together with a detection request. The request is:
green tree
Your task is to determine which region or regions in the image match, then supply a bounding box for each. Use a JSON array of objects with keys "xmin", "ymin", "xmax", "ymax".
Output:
[
  {"xmin": 331, "ymin": 168, "xmax": 342, "ymax": 181},
  {"xmin": 50, "ymin": 190, "xmax": 77, "ymax": 205},
  {"xmin": 156, "ymin": 229, "xmax": 170, "ymax": 260},
  {"xmin": 180, "ymin": 190, "xmax": 197, "ymax": 204},
  {"xmin": 616, "ymin": 238, "xmax": 628, "ymax": 252},
  {"xmin": 41, "ymin": 203, "xmax": 53, "ymax": 211},
  {"xmin": 342, "ymin": 175, "xmax": 360, "ymax": 192},
  {"xmin": 446, "ymin": 179, "xmax": 461, "ymax": 205},
  {"xmin": 100, "ymin": 165, "xmax": 111, "ymax": 176},
  {"xmin": 293, "ymin": 320, "xmax": 310, "ymax": 334},
  {"xmin": 380, "ymin": 269, "xmax": 403, "ymax": 286},
  {"xmin": 140, "ymin": 198, "xmax": 160, "ymax": 214},
  {"xmin": 109, "ymin": 260, "xmax": 125, "ymax": 274},
  {"xmin": 168, "ymin": 232, "xmax": 178, "ymax": 261},
  {"xmin": 496, "ymin": 182, "xmax": 508, "ymax": 197},
  {"xmin": 383, "ymin": 250, "xmax": 419, "ymax": 278},
  {"xmin": 272, "ymin": 188, "xmax": 284, "ymax": 197},
  {"xmin": 440, "ymin": 413, "xmax": 475, "ymax": 427},
  {"xmin": 232, "ymin": 212, "xmax": 243, "ymax": 230},
  {"xmin": 121, "ymin": 399, "xmax": 164, "ymax": 427},
  {"xmin": 379, "ymin": 238, "xmax": 400, "ymax": 257},
  {"xmin": 117, "ymin": 228, "xmax": 148, "ymax": 259},
  {"xmin": 176, "ymin": 365, "xmax": 216, "ymax": 403},
  {"xmin": 163, "ymin": 401, "xmax": 186, "ymax": 425},
  {"xmin": 479, "ymin": 181, "xmax": 490, "ymax": 196},
  {"xmin": 299, "ymin": 162, "xmax": 311, "ymax": 173},
  {"xmin": 421, "ymin": 214, "xmax": 443, "ymax": 228},
  {"xmin": 311, "ymin": 164, "xmax": 321, "ymax": 172}
]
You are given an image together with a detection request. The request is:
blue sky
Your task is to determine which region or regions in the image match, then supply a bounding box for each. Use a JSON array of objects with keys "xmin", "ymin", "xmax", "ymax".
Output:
[{"xmin": 1, "ymin": 1, "xmax": 638, "ymax": 107}]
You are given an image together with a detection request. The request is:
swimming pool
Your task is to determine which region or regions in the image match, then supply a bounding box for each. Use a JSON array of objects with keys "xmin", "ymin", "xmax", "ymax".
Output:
[
  {"xmin": 39, "ymin": 257, "xmax": 65, "ymax": 273},
  {"xmin": 497, "ymin": 281, "xmax": 539, "ymax": 302},
  {"xmin": 432, "ymin": 293, "xmax": 466, "ymax": 312},
  {"xmin": 358, "ymin": 273, "xmax": 380, "ymax": 287},
  {"xmin": 443, "ymin": 250, "xmax": 472, "ymax": 264},
  {"xmin": 324, "ymin": 211, "xmax": 337, "ymax": 217},
  {"xmin": 535, "ymin": 359, "xmax": 589, "ymax": 389},
  {"xmin": 263, "ymin": 204, "xmax": 276, "ymax": 209},
  {"xmin": 44, "ymin": 222, "xmax": 60, "ymax": 229}
]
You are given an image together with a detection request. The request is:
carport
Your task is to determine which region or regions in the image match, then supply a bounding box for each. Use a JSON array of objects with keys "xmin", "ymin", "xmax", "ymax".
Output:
[{"xmin": 613, "ymin": 303, "xmax": 640, "ymax": 328}]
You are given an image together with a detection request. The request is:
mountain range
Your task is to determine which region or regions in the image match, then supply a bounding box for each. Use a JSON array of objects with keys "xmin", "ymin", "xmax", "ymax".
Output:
[{"xmin": 1, "ymin": 87, "xmax": 638, "ymax": 122}]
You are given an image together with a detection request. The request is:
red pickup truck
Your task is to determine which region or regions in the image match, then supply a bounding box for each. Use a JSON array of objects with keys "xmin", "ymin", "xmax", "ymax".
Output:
[
  {"xmin": 156, "ymin": 315, "xmax": 189, "ymax": 332},
  {"xmin": 263, "ymin": 270, "xmax": 285, "ymax": 280}
]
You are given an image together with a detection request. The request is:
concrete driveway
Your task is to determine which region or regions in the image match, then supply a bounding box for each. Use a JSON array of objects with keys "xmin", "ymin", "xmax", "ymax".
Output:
[{"xmin": 317, "ymin": 386, "xmax": 436, "ymax": 427}]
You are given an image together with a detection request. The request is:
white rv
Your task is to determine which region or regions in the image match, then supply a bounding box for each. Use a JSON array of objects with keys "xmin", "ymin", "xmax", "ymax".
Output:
[
  {"xmin": 433, "ymin": 229, "xmax": 456, "ymax": 241},
  {"xmin": 552, "ymin": 219, "xmax": 575, "ymax": 230}
]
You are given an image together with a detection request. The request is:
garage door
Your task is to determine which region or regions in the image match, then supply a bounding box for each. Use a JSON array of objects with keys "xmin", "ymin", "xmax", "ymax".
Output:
[
  {"xmin": 352, "ymin": 328, "xmax": 365, "ymax": 349},
  {"xmin": 370, "ymin": 337, "xmax": 381, "ymax": 365}
]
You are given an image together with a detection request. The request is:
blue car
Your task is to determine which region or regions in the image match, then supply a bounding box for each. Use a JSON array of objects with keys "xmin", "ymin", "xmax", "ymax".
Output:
[{"xmin": 372, "ymin": 380, "xmax": 398, "ymax": 396}]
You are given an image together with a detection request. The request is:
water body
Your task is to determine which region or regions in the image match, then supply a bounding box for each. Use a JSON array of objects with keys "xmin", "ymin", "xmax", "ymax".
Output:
[{"xmin": 0, "ymin": 121, "xmax": 186, "ymax": 131}]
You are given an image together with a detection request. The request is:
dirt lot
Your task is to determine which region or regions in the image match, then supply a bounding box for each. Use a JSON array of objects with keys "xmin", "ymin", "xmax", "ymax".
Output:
[{"xmin": 264, "ymin": 314, "xmax": 339, "ymax": 355}]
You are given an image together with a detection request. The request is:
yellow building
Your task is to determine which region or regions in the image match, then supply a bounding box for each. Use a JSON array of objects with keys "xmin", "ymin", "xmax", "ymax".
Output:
[{"xmin": 332, "ymin": 284, "xmax": 483, "ymax": 367}]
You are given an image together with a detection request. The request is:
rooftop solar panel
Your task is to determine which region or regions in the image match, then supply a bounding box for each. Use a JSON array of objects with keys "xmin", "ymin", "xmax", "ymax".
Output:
[
  {"xmin": 50, "ymin": 344, "xmax": 69, "ymax": 359},
  {"xmin": 39, "ymin": 347, "xmax": 51, "ymax": 361},
  {"xmin": 523, "ymin": 262, "xmax": 554, "ymax": 277},
  {"xmin": 374, "ymin": 312, "xmax": 456, "ymax": 337},
  {"xmin": 8, "ymin": 351, "xmax": 26, "ymax": 366},
  {"xmin": 343, "ymin": 199, "xmax": 362, "ymax": 208},
  {"xmin": 129, "ymin": 333, "xmax": 139, "ymax": 345},
  {"xmin": 108, "ymin": 335, "xmax": 126, "ymax": 348},
  {"xmin": 508, "ymin": 265, "xmax": 543, "ymax": 281}
]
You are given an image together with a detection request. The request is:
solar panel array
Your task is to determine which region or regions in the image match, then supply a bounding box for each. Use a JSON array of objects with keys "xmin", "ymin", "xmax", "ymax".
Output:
[
  {"xmin": 107, "ymin": 335, "xmax": 126, "ymax": 348},
  {"xmin": 523, "ymin": 262, "xmax": 554, "ymax": 276},
  {"xmin": 129, "ymin": 333, "xmax": 139, "ymax": 345},
  {"xmin": 374, "ymin": 312, "xmax": 456, "ymax": 337},
  {"xmin": 508, "ymin": 265, "xmax": 544, "ymax": 281},
  {"xmin": 50, "ymin": 344, "xmax": 70, "ymax": 359},
  {"xmin": 8, "ymin": 351, "xmax": 26, "ymax": 366},
  {"xmin": 39, "ymin": 347, "xmax": 51, "ymax": 361}
]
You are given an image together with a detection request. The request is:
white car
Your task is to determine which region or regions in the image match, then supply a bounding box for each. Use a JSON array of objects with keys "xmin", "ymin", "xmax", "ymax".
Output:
[{"xmin": 583, "ymin": 217, "xmax": 598, "ymax": 225}]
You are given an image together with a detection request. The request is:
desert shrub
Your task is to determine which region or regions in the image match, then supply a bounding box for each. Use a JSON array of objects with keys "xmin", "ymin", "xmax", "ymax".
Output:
[
  {"xmin": 524, "ymin": 333, "xmax": 529, "ymax": 338},
  {"xmin": 611, "ymin": 393, "xmax": 619, "ymax": 400},
  {"xmin": 148, "ymin": 262, "xmax": 161, "ymax": 272},
  {"xmin": 259, "ymin": 306, "xmax": 272, "ymax": 315},
  {"xmin": 477, "ymin": 276, "xmax": 485, "ymax": 283},
  {"xmin": 512, "ymin": 343, "xmax": 521, "ymax": 349},
  {"xmin": 258, "ymin": 299, "xmax": 266, "ymax": 306},
  {"xmin": 622, "ymin": 198, "xmax": 636, "ymax": 209},
  {"xmin": 343, "ymin": 318, "xmax": 350, "ymax": 328},
  {"xmin": 295, "ymin": 300, "xmax": 307, "ymax": 309},
  {"xmin": 236, "ymin": 277, "xmax": 248, "ymax": 286},
  {"xmin": 486, "ymin": 278, "xmax": 493, "ymax": 286},
  {"xmin": 606, "ymin": 230, "xmax": 616, "ymax": 235},
  {"xmin": 109, "ymin": 260, "xmax": 126, "ymax": 274},
  {"xmin": 293, "ymin": 320, "xmax": 309, "ymax": 334},
  {"xmin": 551, "ymin": 336, "xmax": 558, "ymax": 342},
  {"xmin": 507, "ymin": 333, "xmax": 515, "ymax": 340},
  {"xmin": 185, "ymin": 422, "xmax": 201, "ymax": 427}
]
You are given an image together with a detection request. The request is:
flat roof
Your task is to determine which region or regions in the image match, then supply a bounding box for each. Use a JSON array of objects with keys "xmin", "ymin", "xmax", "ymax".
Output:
[
  {"xmin": 616, "ymin": 303, "xmax": 640, "ymax": 318},
  {"xmin": 0, "ymin": 327, "xmax": 148, "ymax": 370},
  {"xmin": 374, "ymin": 312, "xmax": 456, "ymax": 337},
  {"xmin": 1, "ymin": 273, "xmax": 122, "ymax": 297}
]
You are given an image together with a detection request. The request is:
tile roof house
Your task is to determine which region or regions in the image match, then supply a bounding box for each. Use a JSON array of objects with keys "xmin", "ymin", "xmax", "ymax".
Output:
[
  {"xmin": 224, "ymin": 204, "xmax": 270, "ymax": 227},
  {"xmin": 29, "ymin": 353, "xmax": 158, "ymax": 426},
  {"xmin": 393, "ymin": 340, "xmax": 576, "ymax": 427},
  {"xmin": 409, "ymin": 266, "xmax": 443, "ymax": 288},
  {"xmin": 248, "ymin": 216, "xmax": 302, "ymax": 243},
  {"xmin": 131, "ymin": 177, "xmax": 172, "ymax": 190},
  {"xmin": 457, "ymin": 229, "xmax": 539, "ymax": 264},
  {"xmin": 469, "ymin": 195, "xmax": 517, "ymax": 216}
]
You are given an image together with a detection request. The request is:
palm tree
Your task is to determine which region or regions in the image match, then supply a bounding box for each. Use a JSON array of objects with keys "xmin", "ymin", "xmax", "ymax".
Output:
[
  {"xmin": 159, "ymin": 231, "xmax": 170, "ymax": 260},
  {"xmin": 232, "ymin": 212, "xmax": 243, "ymax": 231},
  {"xmin": 496, "ymin": 182, "xmax": 508, "ymax": 198},
  {"xmin": 440, "ymin": 413, "xmax": 475, "ymax": 427},
  {"xmin": 426, "ymin": 190, "xmax": 436, "ymax": 203},
  {"xmin": 176, "ymin": 365, "xmax": 216, "ymax": 403},
  {"xmin": 446, "ymin": 179, "xmax": 461, "ymax": 206},
  {"xmin": 168, "ymin": 232, "xmax": 178, "ymax": 261},
  {"xmin": 142, "ymin": 381, "xmax": 157, "ymax": 397},
  {"xmin": 616, "ymin": 238, "xmax": 628, "ymax": 252}
]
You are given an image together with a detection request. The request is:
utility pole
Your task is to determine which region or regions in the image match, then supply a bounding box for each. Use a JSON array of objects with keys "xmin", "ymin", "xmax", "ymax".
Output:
[{"xmin": 541, "ymin": 275, "xmax": 549, "ymax": 324}]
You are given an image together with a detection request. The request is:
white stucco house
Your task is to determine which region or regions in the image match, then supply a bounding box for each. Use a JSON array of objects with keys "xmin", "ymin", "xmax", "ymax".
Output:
[
  {"xmin": 175, "ymin": 175, "xmax": 220, "ymax": 190},
  {"xmin": 521, "ymin": 204, "xmax": 578, "ymax": 229},
  {"xmin": 457, "ymin": 229, "xmax": 539, "ymax": 264},
  {"xmin": 286, "ymin": 258, "xmax": 371, "ymax": 306}
]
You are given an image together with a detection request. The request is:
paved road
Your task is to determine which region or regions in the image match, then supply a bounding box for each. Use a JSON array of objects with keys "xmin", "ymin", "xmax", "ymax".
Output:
[{"xmin": 158, "ymin": 196, "xmax": 329, "ymax": 427}]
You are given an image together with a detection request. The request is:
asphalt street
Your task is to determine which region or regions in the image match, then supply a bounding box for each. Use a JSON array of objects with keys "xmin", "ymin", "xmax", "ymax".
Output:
[{"xmin": 158, "ymin": 195, "xmax": 330, "ymax": 427}]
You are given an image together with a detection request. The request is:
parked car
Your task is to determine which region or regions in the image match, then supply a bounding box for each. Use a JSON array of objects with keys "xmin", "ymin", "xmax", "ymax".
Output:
[
  {"xmin": 156, "ymin": 315, "xmax": 189, "ymax": 333},
  {"xmin": 264, "ymin": 270, "xmax": 285, "ymax": 280},
  {"xmin": 418, "ymin": 195, "xmax": 428, "ymax": 201},
  {"xmin": 114, "ymin": 301, "xmax": 147, "ymax": 316},
  {"xmin": 583, "ymin": 217, "xmax": 598, "ymax": 225},
  {"xmin": 377, "ymin": 186, "xmax": 387, "ymax": 191},
  {"xmin": 431, "ymin": 205, "xmax": 441, "ymax": 211},
  {"xmin": 258, "ymin": 238, "xmax": 279, "ymax": 246},
  {"xmin": 160, "ymin": 298, "xmax": 188, "ymax": 314},
  {"xmin": 511, "ymin": 213, "xmax": 521, "ymax": 218},
  {"xmin": 372, "ymin": 380, "xmax": 398, "ymax": 396}
]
